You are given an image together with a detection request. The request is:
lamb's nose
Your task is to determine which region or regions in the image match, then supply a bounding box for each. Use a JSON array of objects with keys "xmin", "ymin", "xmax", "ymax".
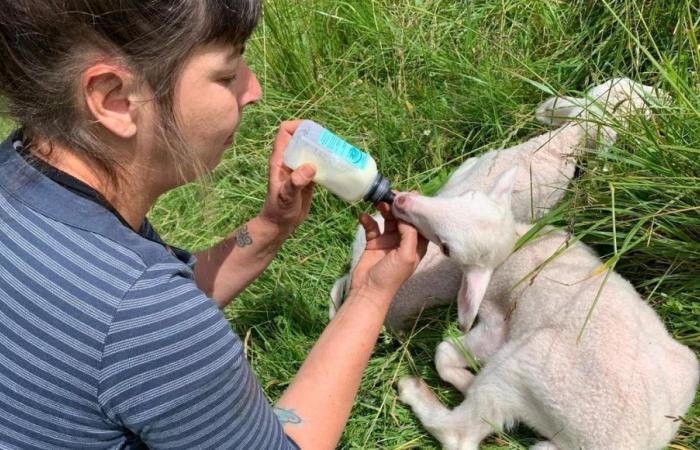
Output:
[{"xmin": 393, "ymin": 192, "xmax": 415, "ymax": 213}]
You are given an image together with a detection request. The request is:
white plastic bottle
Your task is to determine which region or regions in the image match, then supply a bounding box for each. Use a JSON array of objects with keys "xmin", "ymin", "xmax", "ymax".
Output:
[{"xmin": 283, "ymin": 120, "xmax": 395, "ymax": 204}]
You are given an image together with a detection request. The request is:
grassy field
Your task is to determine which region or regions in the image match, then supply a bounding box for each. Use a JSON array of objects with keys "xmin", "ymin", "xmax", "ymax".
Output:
[
  {"xmin": 4, "ymin": 0, "xmax": 698, "ymax": 448},
  {"xmin": 152, "ymin": 0, "xmax": 699, "ymax": 448}
]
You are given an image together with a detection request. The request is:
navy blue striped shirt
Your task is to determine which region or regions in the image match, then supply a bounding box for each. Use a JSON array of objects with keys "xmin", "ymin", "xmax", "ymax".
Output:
[{"xmin": 0, "ymin": 132, "xmax": 299, "ymax": 449}]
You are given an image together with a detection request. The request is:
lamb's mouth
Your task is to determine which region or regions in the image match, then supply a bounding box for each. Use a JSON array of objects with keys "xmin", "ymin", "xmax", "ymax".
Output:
[{"xmin": 390, "ymin": 194, "xmax": 443, "ymax": 246}]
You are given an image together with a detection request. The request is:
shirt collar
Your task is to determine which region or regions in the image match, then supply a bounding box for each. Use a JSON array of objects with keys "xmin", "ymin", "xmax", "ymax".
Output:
[{"xmin": 0, "ymin": 130, "xmax": 194, "ymax": 266}]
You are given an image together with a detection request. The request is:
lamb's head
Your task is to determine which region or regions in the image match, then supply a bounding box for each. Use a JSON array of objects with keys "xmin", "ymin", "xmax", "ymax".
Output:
[
  {"xmin": 585, "ymin": 77, "xmax": 663, "ymax": 118},
  {"xmin": 392, "ymin": 167, "xmax": 519, "ymax": 331},
  {"xmin": 535, "ymin": 77, "xmax": 667, "ymax": 148},
  {"xmin": 392, "ymin": 167, "xmax": 518, "ymax": 268},
  {"xmin": 536, "ymin": 78, "xmax": 664, "ymax": 126}
]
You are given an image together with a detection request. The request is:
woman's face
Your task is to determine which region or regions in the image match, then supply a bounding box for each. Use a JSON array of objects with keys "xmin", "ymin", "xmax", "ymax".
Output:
[{"xmin": 173, "ymin": 40, "xmax": 262, "ymax": 175}]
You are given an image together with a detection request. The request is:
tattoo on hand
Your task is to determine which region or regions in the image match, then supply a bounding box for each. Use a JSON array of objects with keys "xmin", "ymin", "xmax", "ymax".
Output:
[
  {"xmin": 273, "ymin": 407, "xmax": 303, "ymax": 426},
  {"xmin": 233, "ymin": 224, "xmax": 253, "ymax": 247}
]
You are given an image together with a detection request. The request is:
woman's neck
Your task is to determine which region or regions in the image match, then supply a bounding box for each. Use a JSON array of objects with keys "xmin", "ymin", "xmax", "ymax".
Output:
[{"xmin": 31, "ymin": 140, "xmax": 158, "ymax": 231}]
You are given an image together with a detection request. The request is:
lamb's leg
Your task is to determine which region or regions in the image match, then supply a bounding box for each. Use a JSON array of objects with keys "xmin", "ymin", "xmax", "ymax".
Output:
[
  {"xmin": 435, "ymin": 340, "xmax": 475, "ymax": 394},
  {"xmin": 399, "ymin": 371, "xmax": 518, "ymax": 450},
  {"xmin": 398, "ymin": 377, "xmax": 474, "ymax": 450},
  {"xmin": 436, "ymin": 322, "xmax": 508, "ymax": 394}
]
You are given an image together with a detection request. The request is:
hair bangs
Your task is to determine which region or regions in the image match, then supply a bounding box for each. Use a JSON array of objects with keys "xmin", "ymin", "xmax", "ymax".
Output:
[{"xmin": 201, "ymin": 0, "xmax": 262, "ymax": 47}]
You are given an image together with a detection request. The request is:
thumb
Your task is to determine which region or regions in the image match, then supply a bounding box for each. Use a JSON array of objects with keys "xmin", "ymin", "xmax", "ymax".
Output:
[
  {"xmin": 283, "ymin": 164, "xmax": 316, "ymax": 198},
  {"xmin": 396, "ymin": 220, "xmax": 419, "ymax": 262}
]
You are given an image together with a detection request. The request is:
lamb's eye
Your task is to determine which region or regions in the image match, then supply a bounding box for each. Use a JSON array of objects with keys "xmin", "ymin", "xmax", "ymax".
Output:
[{"xmin": 440, "ymin": 242, "xmax": 450, "ymax": 257}]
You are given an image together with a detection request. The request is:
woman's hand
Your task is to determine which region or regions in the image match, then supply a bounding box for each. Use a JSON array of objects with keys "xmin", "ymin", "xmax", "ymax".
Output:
[
  {"xmin": 259, "ymin": 120, "xmax": 316, "ymax": 236},
  {"xmin": 351, "ymin": 203, "xmax": 428, "ymax": 296},
  {"xmin": 276, "ymin": 205, "xmax": 427, "ymax": 450}
]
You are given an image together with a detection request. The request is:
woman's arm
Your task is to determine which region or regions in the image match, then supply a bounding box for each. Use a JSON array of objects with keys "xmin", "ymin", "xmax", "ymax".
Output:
[
  {"xmin": 274, "ymin": 286, "xmax": 396, "ymax": 448},
  {"xmin": 194, "ymin": 121, "xmax": 315, "ymax": 307},
  {"xmin": 193, "ymin": 215, "xmax": 287, "ymax": 307},
  {"xmin": 275, "ymin": 207, "xmax": 427, "ymax": 449}
]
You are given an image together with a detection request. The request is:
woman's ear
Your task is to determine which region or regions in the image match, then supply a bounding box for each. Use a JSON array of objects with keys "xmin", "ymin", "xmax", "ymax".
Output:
[{"xmin": 82, "ymin": 63, "xmax": 140, "ymax": 139}]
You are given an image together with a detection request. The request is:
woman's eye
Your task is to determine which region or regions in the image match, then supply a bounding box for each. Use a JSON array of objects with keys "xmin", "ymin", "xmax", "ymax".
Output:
[
  {"xmin": 440, "ymin": 242, "xmax": 450, "ymax": 257},
  {"xmin": 218, "ymin": 75, "xmax": 237, "ymax": 84}
]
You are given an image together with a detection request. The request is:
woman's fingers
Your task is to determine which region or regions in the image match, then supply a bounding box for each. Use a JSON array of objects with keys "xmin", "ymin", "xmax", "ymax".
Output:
[
  {"xmin": 282, "ymin": 164, "xmax": 316, "ymax": 198},
  {"xmin": 270, "ymin": 120, "xmax": 304, "ymax": 168},
  {"xmin": 359, "ymin": 213, "xmax": 381, "ymax": 242},
  {"xmin": 416, "ymin": 233, "xmax": 428, "ymax": 259},
  {"xmin": 396, "ymin": 220, "xmax": 420, "ymax": 263},
  {"xmin": 376, "ymin": 202, "xmax": 398, "ymax": 233}
]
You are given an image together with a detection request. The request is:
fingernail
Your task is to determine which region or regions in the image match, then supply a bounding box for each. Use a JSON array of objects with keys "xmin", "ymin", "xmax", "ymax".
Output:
[{"xmin": 299, "ymin": 165, "xmax": 315, "ymax": 178}]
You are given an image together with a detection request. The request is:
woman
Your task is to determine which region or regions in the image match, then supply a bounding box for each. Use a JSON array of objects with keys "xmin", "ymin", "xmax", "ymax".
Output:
[{"xmin": 0, "ymin": 1, "xmax": 426, "ymax": 449}]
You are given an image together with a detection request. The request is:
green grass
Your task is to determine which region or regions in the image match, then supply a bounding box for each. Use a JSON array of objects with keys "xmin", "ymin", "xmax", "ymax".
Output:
[
  {"xmin": 161, "ymin": 0, "xmax": 700, "ymax": 448},
  {"xmin": 4, "ymin": 0, "xmax": 700, "ymax": 448}
]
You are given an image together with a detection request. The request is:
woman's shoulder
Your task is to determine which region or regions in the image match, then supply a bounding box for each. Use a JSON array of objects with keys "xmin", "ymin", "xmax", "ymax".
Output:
[{"xmin": 0, "ymin": 131, "xmax": 191, "ymax": 276}]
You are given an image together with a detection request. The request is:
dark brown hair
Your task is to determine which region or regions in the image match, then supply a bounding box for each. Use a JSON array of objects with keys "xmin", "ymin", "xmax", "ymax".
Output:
[{"xmin": 0, "ymin": 0, "xmax": 261, "ymax": 185}]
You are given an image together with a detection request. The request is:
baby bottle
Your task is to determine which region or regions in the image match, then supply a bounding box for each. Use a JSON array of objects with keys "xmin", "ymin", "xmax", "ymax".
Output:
[{"xmin": 283, "ymin": 120, "xmax": 395, "ymax": 204}]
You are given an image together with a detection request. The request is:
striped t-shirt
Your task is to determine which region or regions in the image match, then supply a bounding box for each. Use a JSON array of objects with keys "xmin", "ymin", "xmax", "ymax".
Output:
[{"xmin": 0, "ymin": 131, "xmax": 299, "ymax": 449}]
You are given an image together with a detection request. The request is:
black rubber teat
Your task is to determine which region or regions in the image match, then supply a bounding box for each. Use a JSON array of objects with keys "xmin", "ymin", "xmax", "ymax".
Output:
[
  {"xmin": 364, "ymin": 174, "xmax": 394, "ymax": 204},
  {"xmin": 380, "ymin": 190, "xmax": 396, "ymax": 204}
]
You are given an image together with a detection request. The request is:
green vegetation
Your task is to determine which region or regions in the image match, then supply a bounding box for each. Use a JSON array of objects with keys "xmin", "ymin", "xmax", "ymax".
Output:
[
  {"xmin": 3, "ymin": 0, "xmax": 698, "ymax": 448},
  {"xmin": 156, "ymin": 0, "xmax": 700, "ymax": 448}
]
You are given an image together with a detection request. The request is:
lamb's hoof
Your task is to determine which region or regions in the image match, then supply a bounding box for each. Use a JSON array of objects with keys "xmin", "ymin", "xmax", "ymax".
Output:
[{"xmin": 397, "ymin": 376, "xmax": 424, "ymax": 406}]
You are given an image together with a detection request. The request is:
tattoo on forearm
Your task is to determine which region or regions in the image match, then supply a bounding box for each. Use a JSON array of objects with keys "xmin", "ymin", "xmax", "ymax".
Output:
[
  {"xmin": 273, "ymin": 407, "xmax": 303, "ymax": 426},
  {"xmin": 233, "ymin": 224, "xmax": 253, "ymax": 247}
]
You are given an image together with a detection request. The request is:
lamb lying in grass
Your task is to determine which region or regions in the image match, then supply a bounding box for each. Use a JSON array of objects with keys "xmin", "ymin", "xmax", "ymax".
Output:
[
  {"xmin": 391, "ymin": 168, "xmax": 699, "ymax": 450},
  {"xmin": 330, "ymin": 78, "xmax": 663, "ymax": 333}
]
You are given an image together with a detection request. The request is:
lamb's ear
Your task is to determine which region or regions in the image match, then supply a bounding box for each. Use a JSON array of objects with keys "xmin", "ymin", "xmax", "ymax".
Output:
[
  {"xmin": 457, "ymin": 266, "xmax": 493, "ymax": 332},
  {"xmin": 487, "ymin": 166, "xmax": 518, "ymax": 206}
]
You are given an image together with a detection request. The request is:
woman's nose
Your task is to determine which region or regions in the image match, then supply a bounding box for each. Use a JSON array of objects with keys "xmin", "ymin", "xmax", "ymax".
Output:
[{"xmin": 239, "ymin": 63, "xmax": 262, "ymax": 106}]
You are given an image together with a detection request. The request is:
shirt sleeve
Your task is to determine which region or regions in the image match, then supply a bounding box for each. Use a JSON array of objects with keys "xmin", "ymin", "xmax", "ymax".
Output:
[{"xmin": 97, "ymin": 261, "xmax": 297, "ymax": 449}]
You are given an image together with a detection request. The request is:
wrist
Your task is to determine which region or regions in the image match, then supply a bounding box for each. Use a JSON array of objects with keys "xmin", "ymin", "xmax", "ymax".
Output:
[
  {"xmin": 346, "ymin": 285, "xmax": 396, "ymax": 308},
  {"xmin": 232, "ymin": 216, "xmax": 286, "ymax": 261},
  {"xmin": 256, "ymin": 212, "xmax": 296, "ymax": 240},
  {"xmin": 350, "ymin": 273, "xmax": 404, "ymax": 302}
]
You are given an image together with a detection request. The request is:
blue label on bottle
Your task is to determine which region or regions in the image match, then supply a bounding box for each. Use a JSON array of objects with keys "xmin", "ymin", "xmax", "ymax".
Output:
[{"xmin": 318, "ymin": 130, "xmax": 369, "ymax": 169}]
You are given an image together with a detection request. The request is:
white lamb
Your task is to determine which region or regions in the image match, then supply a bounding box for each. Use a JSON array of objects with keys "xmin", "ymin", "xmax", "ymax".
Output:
[
  {"xmin": 330, "ymin": 78, "xmax": 663, "ymax": 333},
  {"xmin": 390, "ymin": 168, "xmax": 699, "ymax": 450}
]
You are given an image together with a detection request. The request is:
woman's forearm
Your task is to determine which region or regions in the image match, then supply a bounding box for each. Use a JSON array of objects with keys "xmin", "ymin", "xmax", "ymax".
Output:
[
  {"xmin": 274, "ymin": 287, "xmax": 395, "ymax": 450},
  {"xmin": 193, "ymin": 215, "xmax": 287, "ymax": 307}
]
